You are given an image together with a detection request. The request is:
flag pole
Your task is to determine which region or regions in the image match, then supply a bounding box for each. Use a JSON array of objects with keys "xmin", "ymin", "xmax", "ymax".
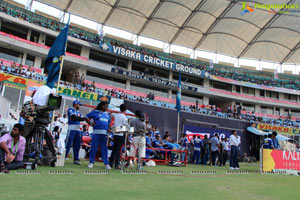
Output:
[
  {"xmin": 49, "ymin": 56, "xmax": 65, "ymax": 135},
  {"xmin": 176, "ymin": 111, "xmax": 180, "ymax": 144}
]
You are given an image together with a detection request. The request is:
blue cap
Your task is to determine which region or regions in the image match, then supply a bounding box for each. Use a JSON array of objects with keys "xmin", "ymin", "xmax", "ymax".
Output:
[{"xmin": 73, "ymin": 100, "xmax": 82, "ymax": 106}]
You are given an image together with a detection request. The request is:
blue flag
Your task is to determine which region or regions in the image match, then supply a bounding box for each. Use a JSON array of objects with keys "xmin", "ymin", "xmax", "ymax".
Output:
[
  {"xmin": 176, "ymin": 72, "xmax": 181, "ymax": 112},
  {"xmin": 45, "ymin": 22, "xmax": 69, "ymax": 88}
]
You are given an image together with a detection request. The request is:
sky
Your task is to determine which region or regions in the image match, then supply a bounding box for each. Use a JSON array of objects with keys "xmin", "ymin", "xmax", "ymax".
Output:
[{"xmin": 13, "ymin": 0, "xmax": 300, "ymax": 74}]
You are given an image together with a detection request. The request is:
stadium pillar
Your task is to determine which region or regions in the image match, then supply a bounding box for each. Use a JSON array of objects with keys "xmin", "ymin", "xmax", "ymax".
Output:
[
  {"xmin": 255, "ymin": 104, "xmax": 261, "ymax": 113},
  {"xmin": 255, "ymin": 89, "xmax": 260, "ymax": 97},
  {"xmin": 21, "ymin": 53, "xmax": 27, "ymax": 65},
  {"xmin": 203, "ymin": 79, "xmax": 210, "ymax": 88},
  {"xmin": 125, "ymin": 80, "xmax": 130, "ymax": 90},
  {"xmin": 167, "ymin": 90, "xmax": 172, "ymax": 99},
  {"xmin": 203, "ymin": 96, "xmax": 209, "ymax": 105},
  {"xmin": 27, "ymin": 29, "xmax": 32, "ymax": 41},
  {"xmin": 38, "ymin": 33, "xmax": 46, "ymax": 45},
  {"xmin": 34, "ymin": 57, "xmax": 42, "ymax": 69},
  {"xmin": 168, "ymin": 70, "xmax": 173, "ymax": 81},
  {"xmin": 278, "ymin": 93, "xmax": 284, "ymax": 100},
  {"xmin": 81, "ymin": 46, "xmax": 90, "ymax": 58},
  {"xmin": 279, "ymin": 108, "xmax": 284, "ymax": 115},
  {"xmin": 232, "ymin": 85, "xmax": 236, "ymax": 93},
  {"xmin": 127, "ymin": 60, "xmax": 132, "ymax": 71},
  {"xmin": 77, "ymin": 68, "xmax": 87, "ymax": 79}
]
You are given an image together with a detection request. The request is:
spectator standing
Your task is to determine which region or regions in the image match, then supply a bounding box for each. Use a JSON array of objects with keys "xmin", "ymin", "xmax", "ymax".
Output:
[
  {"xmin": 109, "ymin": 104, "xmax": 128, "ymax": 169},
  {"xmin": 220, "ymin": 137, "xmax": 229, "ymax": 166},
  {"xmin": 201, "ymin": 135, "xmax": 209, "ymax": 165},
  {"xmin": 189, "ymin": 135, "xmax": 196, "ymax": 163},
  {"xmin": 129, "ymin": 110, "xmax": 146, "ymax": 170},
  {"xmin": 210, "ymin": 133, "xmax": 220, "ymax": 166},
  {"xmin": 229, "ymin": 130, "xmax": 241, "ymax": 170}
]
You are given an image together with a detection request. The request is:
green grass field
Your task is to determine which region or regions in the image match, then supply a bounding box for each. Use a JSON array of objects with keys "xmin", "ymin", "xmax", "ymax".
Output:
[{"xmin": 1, "ymin": 160, "xmax": 300, "ymax": 200}]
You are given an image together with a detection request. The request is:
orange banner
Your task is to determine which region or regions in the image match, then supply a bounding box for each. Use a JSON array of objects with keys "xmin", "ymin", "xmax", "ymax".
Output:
[{"xmin": 0, "ymin": 73, "xmax": 29, "ymax": 85}]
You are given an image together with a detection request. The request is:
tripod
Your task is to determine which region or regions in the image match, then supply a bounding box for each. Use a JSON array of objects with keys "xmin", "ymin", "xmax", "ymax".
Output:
[{"xmin": 24, "ymin": 123, "xmax": 56, "ymax": 166}]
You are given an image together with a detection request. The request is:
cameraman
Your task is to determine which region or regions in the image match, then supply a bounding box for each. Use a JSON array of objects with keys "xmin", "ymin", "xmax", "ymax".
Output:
[
  {"xmin": 20, "ymin": 91, "xmax": 37, "ymax": 162},
  {"xmin": 65, "ymin": 100, "xmax": 89, "ymax": 165},
  {"xmin": 20, "ymin": 91, "xmax": 37, "ymax": 139}
]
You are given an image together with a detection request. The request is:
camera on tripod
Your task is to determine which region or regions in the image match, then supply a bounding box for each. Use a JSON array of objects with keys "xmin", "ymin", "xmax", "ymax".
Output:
[
  {"xmin": 25, "ymin": 93, "xmax": 62, "ymax": 167},
  {"xmin": 35, "ymin": 94, "xmax": 62, "ymax": 124}
]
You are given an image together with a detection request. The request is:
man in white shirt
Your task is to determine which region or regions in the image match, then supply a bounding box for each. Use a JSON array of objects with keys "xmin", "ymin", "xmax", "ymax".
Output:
[
  {"xmin": 53, "ymin": 116, "xmax": 62, "ymax": 140},
  {"xmin": 229, "ymin": 130, "xmax": 241, "ymax": 170},
  {"xmin": 221, "ymin": 137, "xmax": 229, "ymax": 166},
  {"xmin": 109, "ymin": 104, "xmax": 128, "ymax": 169},
  {"xmin": 59, "ymin": 114, "xmax": 68, "ymax": 126}
]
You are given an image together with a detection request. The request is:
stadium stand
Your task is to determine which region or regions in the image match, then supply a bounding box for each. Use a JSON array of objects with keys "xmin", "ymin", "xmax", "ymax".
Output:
[
  {"xmin": 1, "ymin": 58, "xmax": 299, "ymax": 130},
  {"xmin": 1, "ymin": 0, "xmax": 300, "ymax": 91}
]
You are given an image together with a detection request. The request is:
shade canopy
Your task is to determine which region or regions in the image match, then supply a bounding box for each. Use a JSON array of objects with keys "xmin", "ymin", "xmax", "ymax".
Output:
[{"xmin": 37, "ymin": 0, "xmax": 300, "ymax": 64}]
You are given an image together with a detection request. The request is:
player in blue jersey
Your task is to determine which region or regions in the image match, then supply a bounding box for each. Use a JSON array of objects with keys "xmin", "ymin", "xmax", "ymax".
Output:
[
  {"xmin": 180, "ymin": 133, "xmax": 189, "ymax": 161},
  {"xmin": 145, "ymin": 132, "xmax": 155, "ymax": 158},
  {"xmin": 81, "ymin": 125, "xmax": 90, "ymax": 137},
  {"xmin": 86, "ymin": 101, "xmax": 111, "ymax": 169},
  {"xmin": 262, "ymin": 134, "xmax": 274, "ymax": 150},
  {"xmin": 65, "ymin": 100, "xmax": 90, "ymax": 165},
  {"xmin": 272, "ymin": 131, "xmax": 280, "ymax": 149},
  {"xmin": 193, "ymin": 136, "xmax": 203, "ymax": 164}
]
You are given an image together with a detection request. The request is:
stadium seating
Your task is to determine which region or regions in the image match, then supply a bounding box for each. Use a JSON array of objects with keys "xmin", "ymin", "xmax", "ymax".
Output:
[
  {"xmin": 1, "ymin": 58, "xmax": 300, "ymax": 129},
  {"xmin": 1, "ymin": 0, "xmax": 300, "ymax": 90}
]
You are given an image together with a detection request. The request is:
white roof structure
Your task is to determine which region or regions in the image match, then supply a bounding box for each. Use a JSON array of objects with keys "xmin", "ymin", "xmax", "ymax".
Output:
[{"xmin": 37, "ymin": 0, "xmax": 300, "ymax": 64}]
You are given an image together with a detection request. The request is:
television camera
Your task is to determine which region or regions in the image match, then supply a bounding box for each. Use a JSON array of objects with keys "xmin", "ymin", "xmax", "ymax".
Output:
[{"xmin": 24, "ymin": 94, "xmax": 62, "ymax": 167}]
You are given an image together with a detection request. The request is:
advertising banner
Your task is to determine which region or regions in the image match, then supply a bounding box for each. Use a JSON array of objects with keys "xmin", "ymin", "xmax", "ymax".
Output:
[
  {"xmin": 99, "ymin": 42, "xmax": 210, "ymax": 78},
  {"xmin": 262, "ymin": 149, "xmax": 300, "ymax": 172},
  {"xmin": 111, "ymin": 68, "xmax": 198, "ymax": 91},
  {"xmin": 57, "ymin": 86, "xmax": 111, "ymax": 103},
  {"xmin": 24, "ymin": 80, "xmax": 43, "ymax": 102},
  {"xmin": 256, "ymin": 123, "xmax": 300, "ymax": 135}
]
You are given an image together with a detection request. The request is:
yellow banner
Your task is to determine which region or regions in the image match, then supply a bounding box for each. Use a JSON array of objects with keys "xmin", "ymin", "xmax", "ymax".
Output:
[
  {"xmin": 256, "ymin": 123, "xmax": 300, "ymax": 135},
  {"xmin": 57, "ymin": 86, "xmax": 98, "ymax": 101}
]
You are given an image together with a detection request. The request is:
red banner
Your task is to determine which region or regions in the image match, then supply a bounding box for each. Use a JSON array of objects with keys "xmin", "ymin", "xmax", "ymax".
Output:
[{"xmin": 262, "ymin": 149, "xmax": 300, "ymax": 172}]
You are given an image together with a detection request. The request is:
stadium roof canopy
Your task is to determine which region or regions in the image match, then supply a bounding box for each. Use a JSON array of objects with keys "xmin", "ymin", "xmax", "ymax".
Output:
[{"xmin": 37, "ymin": 0, "xmax": 300, "ymax": 64}]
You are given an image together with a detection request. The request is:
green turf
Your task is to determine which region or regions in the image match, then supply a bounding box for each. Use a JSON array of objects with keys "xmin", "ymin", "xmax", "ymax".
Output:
[{"xmin": 1, "ymin": 161, "xmax": 300, "ymax": 200}]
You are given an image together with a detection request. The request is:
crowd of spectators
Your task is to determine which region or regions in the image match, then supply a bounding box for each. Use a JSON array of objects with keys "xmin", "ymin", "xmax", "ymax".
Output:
[
  {"xmin": 1, "ymin": 1, "xmax": 300, "ymax": 91},
  {"xmin": 0, "ymin": 3, "xmax": 101, "ymax": 44},
  {"xmin": 0, "ymin": 61, "xmax": 46, "ymax": 82}
]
